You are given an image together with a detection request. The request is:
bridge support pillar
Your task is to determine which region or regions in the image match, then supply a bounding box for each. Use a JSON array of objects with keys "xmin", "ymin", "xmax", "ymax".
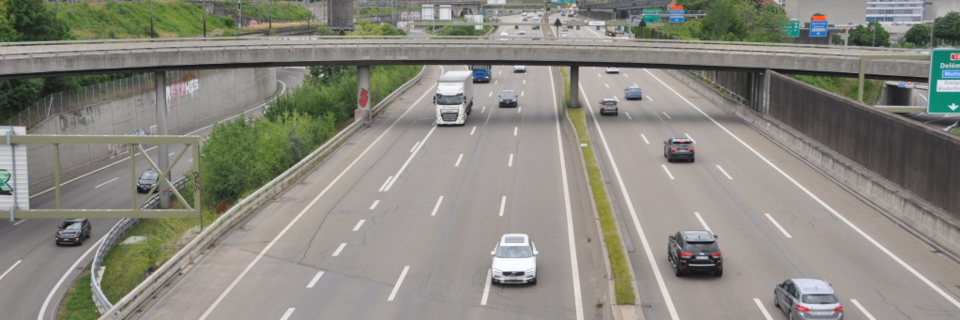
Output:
[
  {"xmin": 356, "ymin": 65, "xmax": 371, "ymax": 125},
  {"xmin": 569, "ymin": 66, "xmax": 579, "ymax": 108},
  {"xmin": 762, "ymin": 69, "xmax": 771, "ymax": 115},
  {"xmin": 155, "ymin": 71, "xmax": 170, "ymax": 209}
]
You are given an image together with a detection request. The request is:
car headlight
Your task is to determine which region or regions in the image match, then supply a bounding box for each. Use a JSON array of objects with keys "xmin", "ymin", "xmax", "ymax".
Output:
[{"xmin": 526, "ymin": 268, "xmax": 535, "ymax": 273}]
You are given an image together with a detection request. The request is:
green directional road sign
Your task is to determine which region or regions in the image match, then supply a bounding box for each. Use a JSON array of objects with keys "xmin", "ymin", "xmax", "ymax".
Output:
[
  {"xmin": 928, "ymin": 49, "xmax": 960, "ymax": 114},
  {"xmin": 642, "ymin": 9, "xmax": 660, "ymax": 23},
  {"xmin": 781, "ymin": 20, "xmax": 799, "ymax": 37}
]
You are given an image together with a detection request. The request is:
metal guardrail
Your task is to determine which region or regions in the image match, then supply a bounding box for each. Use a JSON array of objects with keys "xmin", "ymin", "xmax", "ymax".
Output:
[
  {"xmin": 91, "ymin": 177, "xmax": 188, "ymax": 314},
  {"xmin": 97, "ymin": 64, "xmax": 426, "ymax": 320}
]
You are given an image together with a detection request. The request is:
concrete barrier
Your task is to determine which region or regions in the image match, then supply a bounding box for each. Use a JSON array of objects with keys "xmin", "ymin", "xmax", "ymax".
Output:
[{"xmin": 664, "ymin": 69, "xmax": 960, "ymax": 258}]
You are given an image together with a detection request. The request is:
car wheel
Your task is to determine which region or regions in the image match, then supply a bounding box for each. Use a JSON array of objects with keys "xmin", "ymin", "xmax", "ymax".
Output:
[
  {"xmin": 667, "ymin": 158, "xmax": 673, "ymax": 163},
  {"xmin": 674, "ymin": 263, "xmax": 684, "ymax": 277},
  {"xmin": 714, "ymin": 269, "xmax": 722, "ymax": 277},
  {"xmin": 774, "ymin": 292, "xmax": 780, "ymax": 308},
  {"xmin": 690, "ymin": 158, "xmax": 695, "ymax": 163},
  {"xmin": 530, "ymin": 277, "xmax": 537, "ymax": 285}
]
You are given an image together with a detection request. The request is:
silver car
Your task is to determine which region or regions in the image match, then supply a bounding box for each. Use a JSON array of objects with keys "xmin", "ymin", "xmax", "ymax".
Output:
[{"xmin": 774, "ymin": 278, "xmax": 843, "ymax": 320}]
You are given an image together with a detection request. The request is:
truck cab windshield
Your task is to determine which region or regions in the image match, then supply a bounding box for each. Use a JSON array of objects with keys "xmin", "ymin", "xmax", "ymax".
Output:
[{"xmin": 437, "ymin": 94, "xmax": 464, "ymax": 105}]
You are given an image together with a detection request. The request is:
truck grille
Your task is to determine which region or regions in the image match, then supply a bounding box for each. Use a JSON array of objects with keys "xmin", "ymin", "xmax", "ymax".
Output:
[{"xmin": 441, "ymin": 113, "xmax": 458, "ymax": 122}]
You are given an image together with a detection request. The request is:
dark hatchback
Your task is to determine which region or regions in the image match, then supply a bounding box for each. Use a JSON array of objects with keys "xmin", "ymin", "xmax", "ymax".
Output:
[
  {"xmin": 667, "ymin": 230, "xmax": 722, "ymax": 277},
  {"xmin": 137, "ymin": 169, "xmax": 159, "ymax": 193},
  {"xmin": 55, "ymin": 218, "xmax": 91, "ymax": 246},
  {"xmin": 664, "ymin": 138, "xmax": 695, "ymax": 162},
  {"xmin": 499, "ymin": 90, "xmax": 518, "ymax": 108}
]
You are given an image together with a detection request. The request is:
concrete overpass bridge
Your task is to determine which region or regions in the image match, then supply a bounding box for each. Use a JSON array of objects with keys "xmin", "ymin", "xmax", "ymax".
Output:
[{"xmin": 0, "ymin": 37, "xmax": 929, "ymax": 81}]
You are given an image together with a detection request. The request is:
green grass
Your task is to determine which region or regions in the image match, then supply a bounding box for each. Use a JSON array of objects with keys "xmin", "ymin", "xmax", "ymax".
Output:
[
  {"xmin": 953, "ymin": 127, "xmax": 960, "ymax": 136},
  {"xmin": 791, "ymin": 75, "xmax": 884, "ymax": 104},
  {"xmin": 57, "ymin": 268, "xmax": 101, "ymax": 320},
  {"xmin": 99, "ymin": 209, "xmax": 218, "ymax": 304},
  {"xmin": 560, "ymin": 67, "xmax": 635, "ymax": 305},
  {"xmin": 58, "ymin": 0, "xmax": 237, "ymax": 39}
]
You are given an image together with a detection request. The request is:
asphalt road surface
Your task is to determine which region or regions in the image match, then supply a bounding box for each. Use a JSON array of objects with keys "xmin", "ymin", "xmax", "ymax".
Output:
[{"xmin": 0, "ymin": 67, "xmax": 308, "ymax": 320}]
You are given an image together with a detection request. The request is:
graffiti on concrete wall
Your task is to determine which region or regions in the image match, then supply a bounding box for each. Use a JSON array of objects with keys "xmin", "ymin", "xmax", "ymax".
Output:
[
  {"xmin": 398, "ymin": 11, "xmax": 422, "ymax": 20},
  {"xmin": 107, "ymin": 126, "xmax": 155, "ymax": 159},
  {"xmin": 59, "ymin": 105, "xmax": 102, "ymax": 131},
  {"xmin": 166, "ymin": 79, "xmax": 200, "ymax": 101}
]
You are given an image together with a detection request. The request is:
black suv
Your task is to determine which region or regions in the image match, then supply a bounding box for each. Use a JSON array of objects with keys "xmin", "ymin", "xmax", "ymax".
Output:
[
  {"xmin": 137, "ymin": 169, "xmax": 159, "ymax": 193},
  {"xmin": 664, "ymin": 138, "xmax": 695, "ymax": 162},
  {"xmin": 667, "ymin": 230, "xmax": 722, "ymax": 277},
  {"xmin": 55, "ymin": 218, "xmax": 92, "ymax": 246},
  {"xmin": 499, "ymin": 90, "xmax": 518, "ymax": 108}
]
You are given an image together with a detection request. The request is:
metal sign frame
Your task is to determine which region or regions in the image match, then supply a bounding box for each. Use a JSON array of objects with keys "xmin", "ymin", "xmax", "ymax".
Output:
[{"xmin": 9, "ymin": 135, "xmax": 201, "ymax": 219}]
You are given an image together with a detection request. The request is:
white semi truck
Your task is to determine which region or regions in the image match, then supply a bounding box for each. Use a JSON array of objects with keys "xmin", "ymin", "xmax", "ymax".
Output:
[{"xmin": 435, "ymin": 71, "xmax": 474, "ymax": 125}]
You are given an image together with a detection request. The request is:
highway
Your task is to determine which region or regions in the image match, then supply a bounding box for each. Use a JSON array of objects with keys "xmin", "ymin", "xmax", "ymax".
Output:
[
  {"xmin": 565, "ymin": 18, "xmax": 960, "ymax": 319},
  {"xmin": 0, "ymin": 67, "xmax": 307, "ymax": 320}
]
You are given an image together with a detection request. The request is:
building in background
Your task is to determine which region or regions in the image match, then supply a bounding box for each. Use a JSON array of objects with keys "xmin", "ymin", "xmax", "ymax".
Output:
[
  {"xmin": 866, "ymin": 0, "xmax": 925, "ymax": 24},
  {"xmin": 924, "ymin": 0, "xmax": 960, "ymax": 21},
  {"xmin": 783, "ymin": 0, "xmax": 867, "ymax": 27}
]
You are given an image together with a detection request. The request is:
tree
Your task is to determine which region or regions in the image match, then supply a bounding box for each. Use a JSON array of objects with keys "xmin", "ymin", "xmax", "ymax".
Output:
[
  {"xmin": 702, "ymin": 0, "xmax": 746, "ymax": 41},
  {"xmin": 934, "ymin": 11, "xmax": 960, "ymax": 45},
  {"xmin": 848, "ymin": 22, "xmax": 889, "ymax": 47},
  {"xmin": 676, "ymin": 0, "xmax": 710, "ymax": 11},
  {"xmin": 0, "ymin": 1, "xmax": 18, "ymax": 42},
  {"xmin": 743, "ymin": 3, "xmax": 788, "ymax": 43},
  {"xmin": 4, "ymin": 0, "xmax": 69, "ymax": 42},
  {"xmin": 903, "ymin": 23, "xmax": 932, "ymax": 47}
]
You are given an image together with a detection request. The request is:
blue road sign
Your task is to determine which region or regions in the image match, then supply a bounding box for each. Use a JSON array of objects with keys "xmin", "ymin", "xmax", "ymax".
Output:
[
  {"xmin": 669, "ymin": 9, "xmax": 684, "ymax": 23},
  {"xmin": 809, "ymin": 20, "xmax": 828, "ymax": 37}
]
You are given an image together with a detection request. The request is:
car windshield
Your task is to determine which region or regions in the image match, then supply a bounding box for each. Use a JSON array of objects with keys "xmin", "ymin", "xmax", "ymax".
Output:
[
  {"xmin": 63, "ymin": 223, "xmax": 82, "ymax": 230},
  {"xmin": 470, "ymin": 65, "xmax": 490, "ymax": 71},
  {"xmin": 436, "ymin": 94, "xmax": 464, "ymax": 105},
  {"xmin": 627, "ymin": 87, "xmax": 641, "ymax": 93},
  {"xmin": 141, "ymin": 171, "xmax": 158, "ymax": 180},
  {"xmin": 802, "ymin": 294, "xmax": 839, "ymax": 304},
  {"xmin": 496, "ymin": 245, "xmax": 532, "ymax": 258},
  {"xmin": 501, "ymin": 91, "xmax": 516, "ymax": 98}
]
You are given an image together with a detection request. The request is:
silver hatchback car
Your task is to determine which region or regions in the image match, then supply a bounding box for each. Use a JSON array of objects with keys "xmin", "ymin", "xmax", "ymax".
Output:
[{"xmin": 774, "ymin": 278, "xmax": 843, "ymax": 320}]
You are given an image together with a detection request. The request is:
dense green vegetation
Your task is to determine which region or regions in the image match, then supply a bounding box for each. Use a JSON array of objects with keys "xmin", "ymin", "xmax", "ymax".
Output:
[
  {"xmin": 60, "ymin": 1, "xmax": 235, "ymax": 39},
  {"xmin": 57, "ymin": 269, "xmax": 100, "ymax": 320},
  {"xmin": 237, "ymin": 1, "xmax": 312, "ymax": 21}
]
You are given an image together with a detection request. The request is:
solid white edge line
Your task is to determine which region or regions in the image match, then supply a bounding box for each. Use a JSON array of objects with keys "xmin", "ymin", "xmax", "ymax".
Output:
[
  {"xmin": 94, "ymin": 177, "xmax": 118, "ymax": 189},
  {"xmin": 0, "ymin": 260, "xmax": 22, "ymax": 283},
  {"xmin": 551, "ymin": 67, "xmax": 584, "ymax": 320},
  {"xmin": 694, "ymin": 212, "xmax": 711, "ymax": 232},
  {"xmin": 641, "ymin": 134, "xmax": 650, "ymax": 144},
  {"xmin": 481, "ymin": 268, "xmax": 492, "ymax": 305},
  {"xmin": 716, "ymin": 165, "xmax": 733, "ymax": 180},
  {"xmin": 378, "ymin": 175, "xmax": 392, "ymax": 192},
  {"xmin": 38, "ymin": 236, "xmax": 106, "ymax": 320},
  {"xmin": 470, "ymin": 126, "xmax": 477, "ymax": 135},
  {"xmin": 197, "ymin": 75, "xmax": 437, "ymax": 320},
  {"xmin": 431, "ymin": 196, "xmax": 444, "ymax": 216},
  {"xmin": 850, "ymin": 299, "xmax": 877, "ymax": 320},
  {"xmin": 644, "ymin": 68, "xmax": 960, "ymax": 310},
  {"xmin": 684, "ymin": 133, "xmax": 695, "ymax": 143},
  {"xmin": 384, "ymin": 125, "xmax": 437, "ymax": 192},
  {"xmin": 765, "ymin": 214, "xmax": 792, "ymax": 239},
  {"xmin": 753, "ymin": 298, "xmax": 774, "ymax": 320},
  {"xmin": 30, "ymin": 81, "xmax": 288, "ymax": 200},
  {"xmin": 661, "ymin": 164, "xmax": 675, "ymax": 180},
  {"xmin": 498, "ymin": 196, "xmax": 507, "ymax": 217},
  {"xmin": 306, "ymin": 271, "xmax": 324, "ymax": 288},
  {"xmin": 279, "ymin": 308, "xmax": 295, "ymax": 320},
  {"xmin": 508, "ymin": 154, "xmax": 514, "ymax": 167},
  {"xmin": 369, "ymin": 200, "xmax": 380, "ymax": 210},
  {"xmin": 353, "ymin": 219, "xmax": 365, "ymax": 231},
  {"xmin": 455, "ymin": 154, "xmax": 464, "ymax": 167},
  {"xmin": 579, "ymin": 81, "xmax": 679, "ymax": 320},
  {"xmin": 388, "ymin": 266, "xmax": 410, "ymax": 301},
  {"xmin": 410, "ymin": 141, "xmax": 420, "ymax": 153},
  {"xmin": 332, "ymin": 243, "xmax": 346, "ymax": 257}
]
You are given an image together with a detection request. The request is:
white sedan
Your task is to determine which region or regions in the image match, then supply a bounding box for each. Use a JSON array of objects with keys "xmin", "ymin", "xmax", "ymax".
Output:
[
  {"xmin": 491, "ymin": 234, "xmax": 538, "ymax": 284},
  {"xmin": 605, "ymin": 67, "xmax": 620, "ymax": 73},
  {"xmin": 514, "ymin": 66, "xmax": 527, "ymax": 73}
]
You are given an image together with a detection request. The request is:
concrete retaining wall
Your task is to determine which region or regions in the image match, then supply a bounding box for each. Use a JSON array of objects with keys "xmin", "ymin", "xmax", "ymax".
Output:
[
  {"xmin": 26, "ymin": 68, "xmax": 277, "ymax": 193},
  {"xmin": 664, "ymin": 69, "xmax": 960, "ymax": 257}
]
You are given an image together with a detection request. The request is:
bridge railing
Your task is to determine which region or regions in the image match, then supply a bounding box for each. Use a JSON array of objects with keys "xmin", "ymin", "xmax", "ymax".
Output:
[
  {"xmin": 96, "ymin": 64, "xmax": 426, "ymax": 320},
  {"xmin": 90, "ymin": 177, "xmax": 188, "ymax": 314}
]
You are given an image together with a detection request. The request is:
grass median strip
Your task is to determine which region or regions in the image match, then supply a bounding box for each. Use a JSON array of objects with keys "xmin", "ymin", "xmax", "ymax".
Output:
[{"xmin": 560, "ymin": 67, "xmax": 635, "ymax": 305}]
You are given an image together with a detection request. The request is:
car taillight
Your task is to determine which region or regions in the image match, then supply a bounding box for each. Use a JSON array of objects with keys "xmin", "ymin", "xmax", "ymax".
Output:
[
  {"xmin": 834, "ymin": 305, "xmax": 843, "ymax": 312},
  {"xmin": 670, "ymin": 148, "xmax": 677, "ymax": 152},
  {"xmin": 795, "ymin": 305, "xmax": 811, "ymax": 312},
  {"xmin": 711, "ymin": 252, "xmax": 721, "ymax": 257},
  {"xmin": 689, "ymin": 147, "xmax": 694, "ymax": 152},
  {"xmin": 679, "ymin": 252, "xmax": 693, "ymax": 257}
]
